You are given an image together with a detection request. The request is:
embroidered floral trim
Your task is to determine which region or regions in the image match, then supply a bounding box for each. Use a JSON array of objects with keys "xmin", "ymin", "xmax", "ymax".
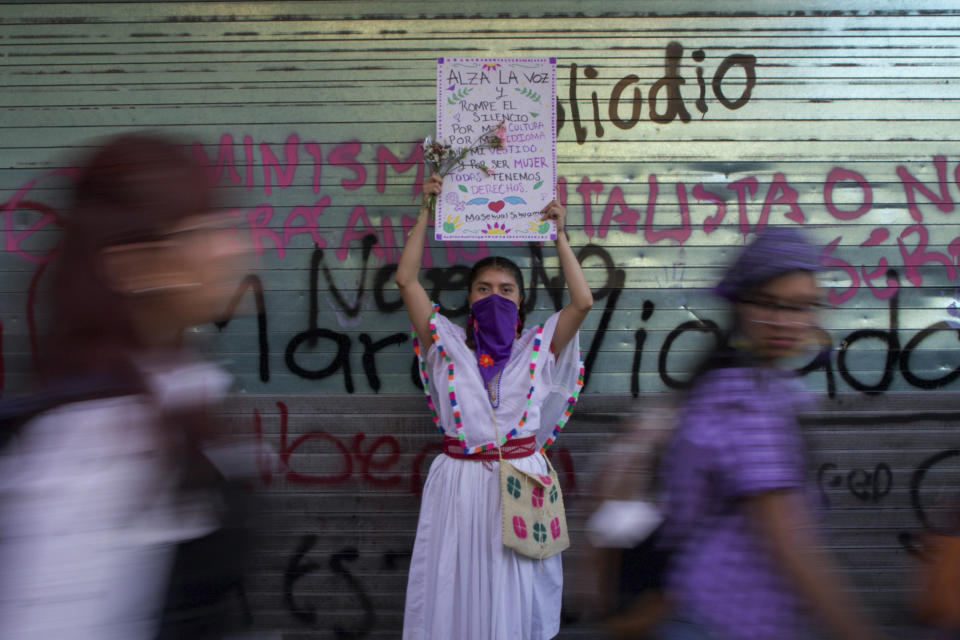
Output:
[
  {"xmin": 478, "ymin": 353, "xmax": 494, "ymax": 368},
  {"xmin": 539, "ymin": 351, "xmax": 585, "ymax": 454},
  {"xmin": 411, "ymin": 310, "xmax": 445, "ymax": 434},
  {"xmin": 413, "ymin": 302, "xmax": 546, "ymax": 456}
]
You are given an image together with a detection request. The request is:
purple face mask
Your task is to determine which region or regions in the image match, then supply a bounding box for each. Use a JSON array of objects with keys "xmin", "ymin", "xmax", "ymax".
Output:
[{"xmin": 470, "ymin": 293, "xmax": 519, "ymax": 386}]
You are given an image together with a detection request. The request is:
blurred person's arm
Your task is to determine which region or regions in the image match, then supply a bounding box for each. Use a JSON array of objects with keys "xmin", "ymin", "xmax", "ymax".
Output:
[{"xmin": 749, "ymin": 490, "xmax": 884, "ymax": 640}]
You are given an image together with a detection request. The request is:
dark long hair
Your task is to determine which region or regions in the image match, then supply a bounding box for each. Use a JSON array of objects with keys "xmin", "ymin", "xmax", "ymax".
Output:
[
  {"xmin": 464, "ymin": 256, "xmax": 526, "ymax": 351},
  {"xmin": 42, "ymin": 132, "xmax": 211, "ymax": 382}
]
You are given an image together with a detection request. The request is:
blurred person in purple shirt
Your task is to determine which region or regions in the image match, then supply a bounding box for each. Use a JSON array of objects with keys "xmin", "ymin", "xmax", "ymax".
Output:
[
  {"xmin": 654, "ymin": 228, "xmax": 882, "ymax": 640},
  {"xmin": 0, "ymin": 133, "xmax": 249, "ymax": 639}
]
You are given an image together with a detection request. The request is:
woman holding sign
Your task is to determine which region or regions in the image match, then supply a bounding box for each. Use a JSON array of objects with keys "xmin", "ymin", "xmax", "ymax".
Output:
[{"xmin": 398, "ymin": 173, "xmax": 592, "ymax": 640}]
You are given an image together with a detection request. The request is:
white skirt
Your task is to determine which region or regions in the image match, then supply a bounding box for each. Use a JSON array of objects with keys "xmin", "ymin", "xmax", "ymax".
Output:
[{"xmin": 403, "ymin": 451, "xmax": 563, "ymax": 640}]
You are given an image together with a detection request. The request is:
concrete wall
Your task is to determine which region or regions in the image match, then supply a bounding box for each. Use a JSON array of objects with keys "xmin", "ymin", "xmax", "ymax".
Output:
[{"xmin": 3, "ymin": 2, "xmax": 960, "ymax": 637}]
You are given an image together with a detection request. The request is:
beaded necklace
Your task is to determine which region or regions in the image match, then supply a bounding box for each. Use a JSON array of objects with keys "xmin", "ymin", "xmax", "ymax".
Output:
[{"xmin": 412, "ymin": 304, "xmax": 585, "ymax": 455}]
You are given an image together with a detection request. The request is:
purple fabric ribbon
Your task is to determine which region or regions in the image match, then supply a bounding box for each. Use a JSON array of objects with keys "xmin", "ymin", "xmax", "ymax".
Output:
[{"xmin": 470, "ymin": 293, "xmax": 518, "ymax": 386}]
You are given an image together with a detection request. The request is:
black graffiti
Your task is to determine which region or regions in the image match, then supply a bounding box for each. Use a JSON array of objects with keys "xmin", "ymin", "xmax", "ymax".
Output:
[
  {"xmin": 324, "ymin": 235, "xmax": 377, "ymax": 318},
  {"xmin": 648, "ymin": 41, "xmax": 692, "ymax": 125},
  {"xmin": 657, "ymin": 319, "xmax": 722, "ymax": 391},
  {"xmin": 360, "ymin": 333, "xmax": 408, "ymax": 392},
  {"xmin": 373, "ymin": 262, "xmax": 404, "ymax": 314},
  {"xmin": 631, "ymin": 301, "xmax": 655, "ymax": 397},
  {"xmin": 526, "ymin": 241, "xmax": 565, "ymax": 312},
  {"xmin": 838, "ymin": 271, "xmax": 960, "ymax": 395},
  {"xmin": 910, "ymin": 449, "xmax": 960, "ymax": 533},
  {"xmin": 837, "ymin": 275, "xmax": 900, "ymax": 394},
  {"xmin": 242, "ymin": 246, "xmax": 960, "ymax": 397},
  {"xmin": 279, "ymin": 237, "xmax": 624, "ymax": 393},
  {"xmin": 641, "ymin": 270, "xmax": 960, "ymax": 396},
  {"xmin": 283, "ymin": 535, "xmax": 389, "ymax": 637},
  {"xmin": 557, "ymin": 43, "xmax": 758, "ymax": 144},
  {"xmin": 713, "ymin": 54, "xmax": 757, "ymax": 110},
  {"xmin": 848, "ymin": 464, "xmax": 893, "ymax": 502},
  {"xmin": 284, "ymin": 243, "xmax": 410, "ymax": 393},
  {"xmin": 795, "ymin": 326, "xmax": 837, "ymax": 398},
  {"xmin": 381, "ymin": 549, "xmax": 412, "ymax": 571},
  {"xmin": 284, "ymin": 534, "xmax": 322, "ymax": 624},
  {"xmin": 640, "ymin": 301, "xmax": 833, "ymax": 395},
  {"xmin": 285, "ymin": 246, "xmax": 355, "ymax": 389},
  {"xmin": 579, "ymin": 245, "xmax": 626, "ymax": 390},
  {"xmin": 329, "ymin": 547, "xmax": 376, "ymax": 639},
  {"xmin": 286, "ymin": 327, "xmax": 355, "ymax": 389},
  {"xmin": 899, "ymin": 448, "xmax": 960, "ymax": 554},
  {"xmin": 817, "ymin": 462, "xmax": 893, "ymax": 508},
  {"xmin": 215, "ymin": 274, "xmax": 270, "ymax": 382},
  {"xmin": 901, "ymin": 320, "xmax": 960, "ymax": 389}
]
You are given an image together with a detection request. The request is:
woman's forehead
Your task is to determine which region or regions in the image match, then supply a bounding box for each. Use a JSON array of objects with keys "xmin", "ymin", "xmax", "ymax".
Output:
[{"xmin": 473, "ymin": 267, "xmax": 518, "ymax": 285}]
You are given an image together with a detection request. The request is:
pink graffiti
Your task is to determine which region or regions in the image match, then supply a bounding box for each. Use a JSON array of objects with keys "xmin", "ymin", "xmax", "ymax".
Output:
[
  {"xmin": 191, "ymin": 135, "xmax": 433, "ymax": 264},
  {"xmin": 895, "ymin": 155, "xmax": 955, "ymax": 223},
  {"xmin": 0, "ymin": 169, "xmax": 75, "ymax": 264},
  {"xmin": 252, "ymin": 401, "xmax": 577, "ymax": 496},
  {"xmin": 254, "ymin": 401, "xmax": 405, "ymax": 488},
  {"xmin": 825, "ymin": 167, "xmax": 873, "ymax": 220},
  {"xmin": 861, "ymin": 228, "xmax": 889, "ymax": 247},
  {"xmin": 898, "ymin": 223, "xmax": 956, "ymax": 288},
  {"xmin": 8, "ymin": 138, "xmax": 960, "ymax": 309},
  {"xmin": 645, "ymin": 176, "xmax": 691, "ymax": 244}
]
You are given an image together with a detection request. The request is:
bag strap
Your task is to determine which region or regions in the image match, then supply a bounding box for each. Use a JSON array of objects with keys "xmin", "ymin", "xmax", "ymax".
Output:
[
  {"xmin": 541, "ymin": 450, "xmax": 557, "ymax": 476},
  {"xmin": 490, "ymin": 389, "xmax": 558, "ymax": 569},
  {"xmin": 494, "ymin": 404, "xmax": 504, "ymax": 465},
  {"xmin": 488, "ymin": 399, "xmax": 504, "ymax": 633}
]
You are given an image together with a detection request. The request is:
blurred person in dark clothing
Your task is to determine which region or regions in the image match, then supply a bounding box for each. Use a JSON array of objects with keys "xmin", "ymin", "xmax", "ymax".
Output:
[
  {"xmin": 0, "ymin": 133, "xmax": 251, "ymax": 639},
  {"xmin": 653, "ymin": 228, "xmax": 882, "ymax": 640}
]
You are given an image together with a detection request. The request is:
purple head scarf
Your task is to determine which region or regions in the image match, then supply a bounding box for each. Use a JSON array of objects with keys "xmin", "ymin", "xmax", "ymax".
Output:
[
  {"xmin": 714, "ymin": 227, "xmax": 822, "ymax": 301},
  {"xmin": 470, "ymin": 293, "xmax": 518, "ymax": 386}
]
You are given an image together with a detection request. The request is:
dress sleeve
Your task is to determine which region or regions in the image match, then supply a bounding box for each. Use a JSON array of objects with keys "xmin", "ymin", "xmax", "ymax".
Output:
[
  {"xmin": 411, "ymin": 304, "xmax": 465, "ymax": 435},
  {"xmin": 413, "ymin": 305, "xmax": 464, "ymax": 369},
  {"xmin": 533, "ymin": 311, "xmax": 585, "ymax": 451},
  {"xmin": 700, "ymin": 371, "xmax": 806, "ymax": 499}
]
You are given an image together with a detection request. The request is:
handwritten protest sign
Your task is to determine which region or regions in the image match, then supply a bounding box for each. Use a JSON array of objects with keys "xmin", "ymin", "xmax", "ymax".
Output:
[{"xmin": 435, "ymin": 57, "xmax": 557, "ymax": 242}]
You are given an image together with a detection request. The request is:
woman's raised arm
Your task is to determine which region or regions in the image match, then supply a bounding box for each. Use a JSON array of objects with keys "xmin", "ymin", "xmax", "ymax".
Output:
[
  {"xmin": 395, "ymin": 173, "xmax": 442, "ymax": 349},
  {"xmin": 542, "ymin": 199, "xmax": 593, "ymax": 355}
]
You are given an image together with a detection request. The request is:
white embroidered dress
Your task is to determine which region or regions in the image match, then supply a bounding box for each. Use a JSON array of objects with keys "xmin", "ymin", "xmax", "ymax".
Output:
[{"xmin": 402, "ymin": 305, "xmax": 584, "ymax": 640}]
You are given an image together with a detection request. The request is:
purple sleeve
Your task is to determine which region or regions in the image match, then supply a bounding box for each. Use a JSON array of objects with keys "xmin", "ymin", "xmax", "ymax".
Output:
[{"xmin": 701, "ymin": 371, "xmax": 805, "ymax": 498}]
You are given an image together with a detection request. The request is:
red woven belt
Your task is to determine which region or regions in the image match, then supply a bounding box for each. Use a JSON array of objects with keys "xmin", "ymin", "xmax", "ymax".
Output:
[{"xmin": 442, "ymin": 435, "xmax": 537, "ymax": 460}]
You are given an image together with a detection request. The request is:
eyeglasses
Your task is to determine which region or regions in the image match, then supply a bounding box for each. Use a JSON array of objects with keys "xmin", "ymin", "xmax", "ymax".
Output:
[{"xmin": 741, "ymin": 295, "xmax": 825, "ymax": 326}]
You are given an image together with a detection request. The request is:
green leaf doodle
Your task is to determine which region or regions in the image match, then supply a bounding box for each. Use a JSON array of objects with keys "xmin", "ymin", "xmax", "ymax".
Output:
[
  {"xmin": 537, "ymin": 222, "xmax": 551, "ymax": 234},
  {"xmin": 447, "ymin": 87, "xmax": 474, "ymax": 105},
  {"xmin": 458, "ymin": 184, "xmax": 468, "ymax": 193},
  {"xmin": 515, "ymin": 87, "xmax": 542, "ymax": 103},
  {"xmin": 530, "ymin": 112, "xmax": 539, "ymax": 117},
  {"xmin": 533, "ymin": 181, "xmax": 543, "ymax": 190}
]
